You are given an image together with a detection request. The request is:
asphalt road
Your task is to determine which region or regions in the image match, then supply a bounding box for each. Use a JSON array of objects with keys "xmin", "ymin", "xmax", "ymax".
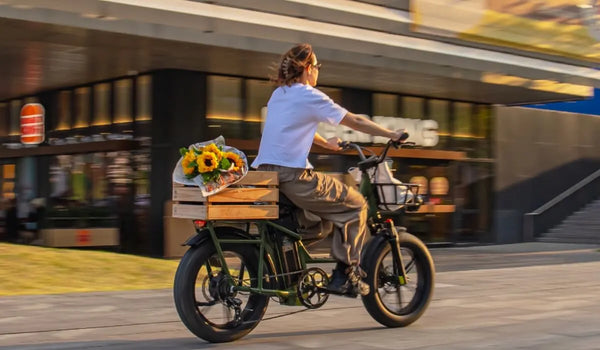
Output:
[{"xmin": 1, "ymin": 242, "xmax": 599, "ymax": 350}]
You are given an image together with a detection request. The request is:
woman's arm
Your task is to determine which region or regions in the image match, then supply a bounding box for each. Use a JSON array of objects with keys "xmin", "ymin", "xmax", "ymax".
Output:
[
  {"xmin": 340, "ymin": 112, "xmax": 404, "ymax": 140},
  {"xmin": 314, "ymin": 132, "xmax": 341, "ymax": 151}
]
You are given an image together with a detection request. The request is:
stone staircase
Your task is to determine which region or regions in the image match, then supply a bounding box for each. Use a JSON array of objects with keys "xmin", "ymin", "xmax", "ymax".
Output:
[{"xmin": 538, "ymin": 198, "xmax": 600, "ymax": 244}]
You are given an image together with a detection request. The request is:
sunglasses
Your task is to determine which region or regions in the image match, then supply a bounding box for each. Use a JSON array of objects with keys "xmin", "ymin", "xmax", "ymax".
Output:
[{"xmin": 309, "ymin": 62, "xmax": 322, "ymax": 71}]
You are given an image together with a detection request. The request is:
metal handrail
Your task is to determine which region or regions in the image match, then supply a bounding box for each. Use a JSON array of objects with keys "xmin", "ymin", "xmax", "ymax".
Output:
[{"xmin": 523, "ymin": 168, "xmax": 600, "ymax": 240}]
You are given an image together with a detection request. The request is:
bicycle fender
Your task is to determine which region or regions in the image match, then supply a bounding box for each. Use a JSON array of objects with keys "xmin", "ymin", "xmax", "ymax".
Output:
[
  {"xmin": 182, "ymin": 226, "xmax": 253, "ymax": 247},
  {"xmin": 360, "ymin": 233, "xmax": 388, "ymax": 268}
]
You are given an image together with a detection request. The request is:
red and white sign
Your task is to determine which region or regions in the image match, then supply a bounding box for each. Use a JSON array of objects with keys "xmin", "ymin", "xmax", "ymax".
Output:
[{"xmin": 20, "ymin": 103, "xmax": 45, "ymax": 145}]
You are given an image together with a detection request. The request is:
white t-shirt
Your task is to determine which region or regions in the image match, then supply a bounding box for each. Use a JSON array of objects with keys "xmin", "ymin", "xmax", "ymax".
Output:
[{"xmin": 251, "ymin": 83, "xmax": 348, "ymax": 169}]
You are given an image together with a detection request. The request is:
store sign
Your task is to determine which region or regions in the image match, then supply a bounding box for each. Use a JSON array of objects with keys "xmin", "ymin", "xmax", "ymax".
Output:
[
  {"xmin": 20, "ymin": 103, "xmax": 45, "ymax": 145},
  {"xmin": 317, "ymin": 115, "xmax": 439, "ymax": 147}
]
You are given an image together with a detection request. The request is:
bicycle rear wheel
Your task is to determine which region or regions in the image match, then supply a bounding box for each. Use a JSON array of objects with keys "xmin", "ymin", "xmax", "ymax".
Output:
[
  {"xmin": 173, "ymin": 230, "xmax": 270, "ymax": 343},
  {"xmin": 361, "ymin": 231, "xmax": 434, "ymax": 327}
]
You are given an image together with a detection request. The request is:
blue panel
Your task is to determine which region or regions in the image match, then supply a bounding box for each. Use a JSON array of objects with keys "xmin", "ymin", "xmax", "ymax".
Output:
[{"xmin": 525, "ymin": 89, "xmax": 600, "ymax": 116}]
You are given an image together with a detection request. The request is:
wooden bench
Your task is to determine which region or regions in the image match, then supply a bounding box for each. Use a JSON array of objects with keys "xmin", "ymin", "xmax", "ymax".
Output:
[{"xmin": 172, "ymin": 171, "xmax": 279, "ymax": 220}]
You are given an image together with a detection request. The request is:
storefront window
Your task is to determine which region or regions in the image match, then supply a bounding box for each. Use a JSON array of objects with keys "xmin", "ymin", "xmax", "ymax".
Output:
[
  {"xmin": 55, "ymin": 91, "xmax": 71, "ymax": 130},
  {"xmin": 136, "ymin": 75, "xmax": 152, "ymax": 122},
  {"xmin": 9, "ymin": 100, "xmax": 21, "ymax": 136},
  {"xmin": 114, "ymin": 79, "xmax": 133, "ymax": 124},
  {"xmin": 207, "ymin": 75, "xmax": 242, "ymax": 120},
  {"xmin": 373, "ymin": 93, "xmax": 398, "ymax": 116},
  {"xmin": 453, "ymin": 102, "xmax": 473, "ymax": 138},
  {"xmin": 402, "ymin": 96, "xmax": 424, "ymax": 119},
  {"xmin": 93, "ymin": 83, "xmax": 111, "ymax": 126},
  {"xmin": 1, "ymin": 164, "xmax": 15, "ymax": 199},
  {"xmin": 207, "ymin": 75, "xmax": 242, "ymax": 138},
  {"xmin": 246, "ymin": 79, "xmax": 272, "ymax": 122},
  {"xmin": 428, "ymin": 99, "xmax": 449, "ymax": 135},
  {"xmin": 74, "ymin": 87, "xmax": 90, "ymax": 128},
  {"xmin": 319, "ymin": 87, "xmax": 342, "ymax": 104},
  {"xmin": 0, "ymin": 103, "xmax": 8, "ymax": 136}
]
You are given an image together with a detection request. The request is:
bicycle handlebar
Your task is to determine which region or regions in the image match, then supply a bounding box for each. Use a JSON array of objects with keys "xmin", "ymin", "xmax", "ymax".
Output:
[{"xmin": 339, "ymin": 133, "xmax": 413, "ymax": 165}]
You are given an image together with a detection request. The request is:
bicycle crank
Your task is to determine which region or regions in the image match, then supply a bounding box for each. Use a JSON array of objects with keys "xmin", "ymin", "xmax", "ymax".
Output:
[{"xmin": 297, "ymin": 267, "xmax": 330, "ymax": 309}]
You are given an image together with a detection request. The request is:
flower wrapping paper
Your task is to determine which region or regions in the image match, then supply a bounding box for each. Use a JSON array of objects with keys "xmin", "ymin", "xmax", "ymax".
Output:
[{"xmin": 172, "ymin": 136, "xmax": 249, "ymax": 197}]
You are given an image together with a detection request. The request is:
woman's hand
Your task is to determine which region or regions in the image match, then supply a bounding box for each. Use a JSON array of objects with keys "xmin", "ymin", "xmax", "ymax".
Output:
[
  {"xmin": 390, "ymin": 128, "xmax": 408, "ymax": 142},
  {"xmin": 324, "ymin": 136, "xmax": 342, "ymax": 151}
]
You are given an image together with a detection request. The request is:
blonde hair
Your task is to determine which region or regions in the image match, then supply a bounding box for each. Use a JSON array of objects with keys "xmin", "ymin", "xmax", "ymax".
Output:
[{"xmin": 274, "ymin": 43, "xmax": 314, "ymax": 86}]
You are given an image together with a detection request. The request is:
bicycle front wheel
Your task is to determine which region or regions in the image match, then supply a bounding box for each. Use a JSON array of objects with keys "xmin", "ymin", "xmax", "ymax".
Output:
[{"xmin": 361, "ymin": 231, "xmax": 435, "ymax": 327}]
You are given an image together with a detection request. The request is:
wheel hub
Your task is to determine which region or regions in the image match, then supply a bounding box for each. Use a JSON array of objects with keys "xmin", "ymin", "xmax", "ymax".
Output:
[{"xmin": 208, "ymin": 271, "xmax": 235, "ymax": 301}]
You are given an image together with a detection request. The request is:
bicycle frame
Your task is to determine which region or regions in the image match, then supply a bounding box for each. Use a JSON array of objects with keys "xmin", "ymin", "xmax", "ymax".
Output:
[{"xmin": 197, "ymin": 140, "xmax": 416, "ymax": 304}]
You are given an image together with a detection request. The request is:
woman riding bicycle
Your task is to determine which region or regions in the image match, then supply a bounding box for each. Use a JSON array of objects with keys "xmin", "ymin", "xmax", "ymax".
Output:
[{"xmin": 251, "ymin": 43, "xmax": 406, "ymax": 296}]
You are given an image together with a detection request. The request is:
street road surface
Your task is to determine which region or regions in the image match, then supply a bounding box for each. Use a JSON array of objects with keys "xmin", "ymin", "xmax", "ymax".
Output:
[{"xmin": 1, "ymin": 243, "xmax": 599, "ymax": 349}]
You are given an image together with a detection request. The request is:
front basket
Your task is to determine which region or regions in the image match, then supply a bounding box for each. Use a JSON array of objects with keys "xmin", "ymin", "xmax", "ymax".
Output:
[{"xmin": 372, "ymin": 183, "xmax": 422, "ymax": 212}]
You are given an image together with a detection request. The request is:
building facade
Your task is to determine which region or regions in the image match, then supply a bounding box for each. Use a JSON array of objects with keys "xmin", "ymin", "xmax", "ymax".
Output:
[{"xmin": 1, "ymin": 1, "xmax": 599, "ymax": 255}]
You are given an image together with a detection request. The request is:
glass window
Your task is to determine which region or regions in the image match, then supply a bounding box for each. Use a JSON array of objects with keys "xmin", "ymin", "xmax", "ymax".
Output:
[
  {"xmin": 474, "ymin": 104, "xmax": 491, "ymax": 138},
  {"xmin": 319, "ymin": 87, "xmax": 342, "ymax": 105},
  {"xmin": 0, "ymin": 103, "xmax": 8, "ymax": 136},
  {"xmin": 246, "ymin": 79, "xmax": 273, "ymax": 122},
  {"xmin": 453, "ymin": 102, "xmax": 473, "ymax": 137},
  {"xmin": 9, "ymin": 100, "xmax": 21, "ymax": 136},
  {"xmin": 428, "ymin": 99, "xmax": 449, "ymax": 135},
  {"xmin": 114, "ymin": 79, "xmax": 133, "ymax": 124},
  {"xmin": 207, "ymin": 75, "xmax": 242, "ymax": 120},
  {"xmin": 74, "ymin": 87, "xmax": 90, "ymax": 128},
  {"xmin": 55, "ymin": 91, "xmax": 71, "ymax": 130},
  {"xmin": 2, "ymin": 164, "xmax": 16, "ymax": 200},
  {"xmin": 93, "ymin": 83, "xmax": 111, "ymax": 126},
  {"xmin": 373, "ymin": 93, "xmax": 397, "ymax": 116},
  {"xmin": 402, "ymin": 96, "xmax": 424, "ymax": 119},
  {"xmin": 3, "ymin": 164, "xmax": 15, "ymax": 179},
  {"xmin": 136, "ymin": 75, "xmax": 152, "ymax": 121}
]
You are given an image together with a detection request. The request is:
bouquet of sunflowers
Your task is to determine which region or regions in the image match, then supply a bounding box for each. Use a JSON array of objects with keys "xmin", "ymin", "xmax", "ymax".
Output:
[{"xmin": 173, "ymin": 136, "xmax": 248, "ymax": 196}]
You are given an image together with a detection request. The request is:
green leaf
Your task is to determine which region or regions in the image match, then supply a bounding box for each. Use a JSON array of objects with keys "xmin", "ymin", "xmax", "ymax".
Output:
[
  {"xmin": 179, "ymin": 147, "xmax": 188, "ymax": 157},
  {"xmin": 220, "ymin": 158, "xmax": 231, "ymax": 170}
]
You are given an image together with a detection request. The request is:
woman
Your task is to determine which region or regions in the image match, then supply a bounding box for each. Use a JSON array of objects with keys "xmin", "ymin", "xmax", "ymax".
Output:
[{"xmin": 252, "ymin": 43, "xmax": 406, "ymax": 296}]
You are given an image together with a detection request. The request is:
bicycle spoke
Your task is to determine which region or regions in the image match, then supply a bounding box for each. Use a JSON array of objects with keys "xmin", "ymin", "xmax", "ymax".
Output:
[
  {"xmin": 404, "ymin": 257, "xmax": 415, "ymax": 274},
  {"xmin": 238, "ymin": 264, "xmax": 246, "ymax": 286}
]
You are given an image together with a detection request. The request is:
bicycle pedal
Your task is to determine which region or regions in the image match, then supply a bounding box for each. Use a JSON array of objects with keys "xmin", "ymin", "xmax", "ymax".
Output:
[{"xmin": 228, "ymin": 297, "xmax": 242, "ymax": 306}]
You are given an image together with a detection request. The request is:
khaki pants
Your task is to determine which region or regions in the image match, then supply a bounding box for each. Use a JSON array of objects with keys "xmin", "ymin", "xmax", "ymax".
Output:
[{"xmin": 258, "ymin": 164, "xmax": 368, "ymax": 265}]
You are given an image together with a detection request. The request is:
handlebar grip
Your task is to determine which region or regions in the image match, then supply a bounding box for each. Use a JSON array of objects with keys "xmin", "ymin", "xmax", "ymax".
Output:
[{"xmin": 399, "ymin": 132, "xmax": 409, "ymax": 141}]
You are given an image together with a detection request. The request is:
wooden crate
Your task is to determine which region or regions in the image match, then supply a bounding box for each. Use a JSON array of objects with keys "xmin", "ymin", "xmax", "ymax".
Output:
[{"xmin": 172, "ymin": 171, "xmax": 279, "ymax": 220}]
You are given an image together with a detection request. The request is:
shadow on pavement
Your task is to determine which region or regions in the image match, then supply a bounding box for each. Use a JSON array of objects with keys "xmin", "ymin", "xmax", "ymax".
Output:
[{"xmin": 0, "ymin": 326, "xmax": 382, "ymax": 350}]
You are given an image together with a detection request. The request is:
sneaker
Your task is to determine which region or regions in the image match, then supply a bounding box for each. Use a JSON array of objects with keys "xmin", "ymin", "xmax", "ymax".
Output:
[
  {"xmin": 327, "ymin": 268, "xmax": 351, "ymax": 295},
  {"xmin": 327, "ymin": 265, "xmax": 370, "ymax": 297},
  {"xmin": 347, "ymin": 266, "xmax": 370, "ymax": 296}
]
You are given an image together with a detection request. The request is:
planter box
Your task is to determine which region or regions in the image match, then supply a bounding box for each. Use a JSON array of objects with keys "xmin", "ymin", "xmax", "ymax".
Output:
[{"xmin": 41, "ymin": 228, "xmax": 119, "ymax": 247}]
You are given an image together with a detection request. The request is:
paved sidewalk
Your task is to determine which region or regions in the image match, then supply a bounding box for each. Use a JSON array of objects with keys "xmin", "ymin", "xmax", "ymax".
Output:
[{"xmin": 0, "ymin": 242, "xmax": 599, "ymax": 349}]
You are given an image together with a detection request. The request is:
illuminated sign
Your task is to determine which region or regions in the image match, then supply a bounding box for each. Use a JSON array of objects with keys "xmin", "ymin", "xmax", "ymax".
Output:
[
  {"xmin": 20, "ymin": 103, "xmax": 45, "ymax": 145},
  {"xmin": 261, "ymin": 107, "xmax": 439, "ymax": 146},
  {"xmin": 318, "ymin": 115, "xmax": 439, "ymax": 147}
]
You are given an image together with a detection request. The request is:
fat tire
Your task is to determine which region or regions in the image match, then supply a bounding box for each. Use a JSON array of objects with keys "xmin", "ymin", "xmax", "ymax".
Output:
[
  {"xmin": 361, "ymin": 231, "xmax": 434, "ymax": 327},
  {"xmin": 173, "ymin": 231, "xmax": 270, "ymax": 343}
]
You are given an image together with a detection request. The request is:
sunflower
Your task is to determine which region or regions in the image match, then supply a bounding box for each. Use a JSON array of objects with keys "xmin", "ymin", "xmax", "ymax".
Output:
[
  {"xmin": 181, "ymin": 150, "xmax": 198, "ymax": 176},
  {"xmin": 222, "ymin": 151, "xmax": 244, "ymax": 171},
  {"xmin": 202, "ymin": 143, "xmax": 222, "ymax": 161},
  {"xmin": 197, "ymin": 152, "xmax": 219, "ymax": 173}
]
